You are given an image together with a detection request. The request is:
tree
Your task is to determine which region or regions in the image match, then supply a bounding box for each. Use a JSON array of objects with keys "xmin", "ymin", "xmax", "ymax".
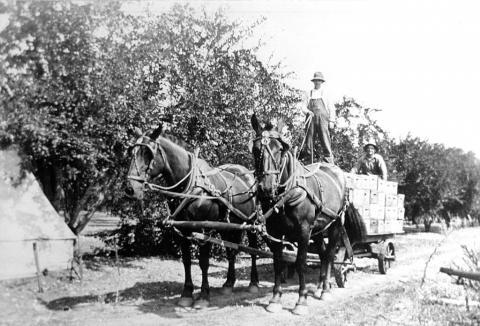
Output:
[
  {"xmin": 331, "ymin": 97, "xmax": 390, "ymax": 172},
  {"xmin": 0, "ymin": 2, "xmax": 165, "ymax": 233},
  {"xmin": 0, "ymin": 2, "xmax": 302, "ymax": 237}
]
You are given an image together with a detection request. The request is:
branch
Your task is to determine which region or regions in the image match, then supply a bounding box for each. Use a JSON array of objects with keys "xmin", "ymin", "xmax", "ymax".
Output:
[
  {"xmin": 420, "ymin": 230, "xmax": 452, "ymax": 287},
  {"xmin": 439, "ymin": 267, "xmax": 480, "ymax": 282}
]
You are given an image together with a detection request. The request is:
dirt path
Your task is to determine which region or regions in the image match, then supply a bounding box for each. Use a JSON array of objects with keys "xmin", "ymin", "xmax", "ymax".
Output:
[{"xmin": 1, "ymin": 227, "xmax": 479, "ymax": 325}]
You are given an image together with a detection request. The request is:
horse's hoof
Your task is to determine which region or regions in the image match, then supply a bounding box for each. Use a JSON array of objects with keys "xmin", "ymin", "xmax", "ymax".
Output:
[
  {"xmin": 265, "ymin": 302, "xmax": 283, "ymax": 313},
  {"xmin": 177, "ymin": 297, "xmax": 194, "ymax": 307},
  {"xmin": 193, "ymin": 298, "xmax": 210, "ymax": 309},
  {"xmin": 320, "ymin": 291, "xmax": 332, "ymax": 301},
  {"xmin": 292, "ymin": 303, "xmax": 308, "ymax": 315},
  {"xmin": 248, "ymin": 285, "xmax": 259, "ymax": 294},
  {"xmin": 220, "ymin": 286, "xmax": 233, "ymax": 295},
  {"xmin": 313, "ymin": 289, "xmax": 323, "ymax": 300}
]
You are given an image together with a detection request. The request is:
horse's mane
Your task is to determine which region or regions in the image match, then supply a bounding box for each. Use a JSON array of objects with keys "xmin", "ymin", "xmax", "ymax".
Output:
[
  {"xmin": 159, "ymin": 133, "xmax": 191, "ymax": 152},
  {"xmin": 149, "ymin": 125, "xmax": 192, "ymax": 152}
]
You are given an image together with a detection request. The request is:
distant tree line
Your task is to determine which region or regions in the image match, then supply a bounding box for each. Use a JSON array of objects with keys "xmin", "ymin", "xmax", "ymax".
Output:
[{"xmin": 1, "ymin": 2, "xmax": 478, "ymax": 252}]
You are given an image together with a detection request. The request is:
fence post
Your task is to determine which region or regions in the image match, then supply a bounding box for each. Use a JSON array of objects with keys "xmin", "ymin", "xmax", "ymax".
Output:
[{"xmin": 32, "ymin": 242, "xmax": 43, "ymax": 293}]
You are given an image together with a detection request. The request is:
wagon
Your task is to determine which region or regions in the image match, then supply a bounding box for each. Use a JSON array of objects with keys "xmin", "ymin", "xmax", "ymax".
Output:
[
  {"xmin": 332, "ymin": 233, "xmax": 397, "ymax": 288},
  {"xmin": 331, "ymin": 173, "xmax": 406, "ymax": 287}
]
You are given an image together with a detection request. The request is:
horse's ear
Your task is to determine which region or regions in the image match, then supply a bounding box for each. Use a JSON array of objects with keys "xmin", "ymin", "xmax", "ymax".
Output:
[
  {"xmin": 150, "ymin": 124, "xmax": 163, "ymax": 139},
  {"xmin": 133, "ymin": 127, "xmax": 143, "ymax": 137},
  {"xmin": 251, "ymin": 114, "xmax": 261, "ymax": 134}
]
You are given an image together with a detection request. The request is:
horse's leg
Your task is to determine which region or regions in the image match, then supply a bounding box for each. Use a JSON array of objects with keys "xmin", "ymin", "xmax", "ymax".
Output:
[
  {"xmin": 220, "ymin": 231, "xmax": 240, "ymax": 295},
  {"xmin": 316, "ymin": 228, "xmax": 339, "ymax": 300},
  {"xmin": 292, "ymin": 223, "xmax": 311, "ymax": 315},
  {"xmin": 313, "ymin": 238, "xmax": 327, "ymax": 299},
  {"xmin": 246, "ymin": 231, "xmax": 260, "ymax": 293},
  {"xmin": 265, "ymin": 240, "xmax": 284, "ymax": 313},
  {"xmin": 178, "ymin": 238, "xmax": 194, "ymax": 307},
  {"xmin": 193, "ymin": 241, "xmax": 212, "ymax": 309}
]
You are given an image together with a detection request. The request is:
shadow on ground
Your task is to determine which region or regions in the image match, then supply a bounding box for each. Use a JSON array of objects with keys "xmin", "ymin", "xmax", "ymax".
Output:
[{"xmin": 41, "ymin": 258, "xmax": 381, "ymax": 319}]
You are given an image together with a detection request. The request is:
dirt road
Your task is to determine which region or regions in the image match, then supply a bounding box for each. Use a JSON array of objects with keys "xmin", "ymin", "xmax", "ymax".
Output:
[{"xmin": 1, "ymin": 227, "xmax": 479, "ymax": 325}]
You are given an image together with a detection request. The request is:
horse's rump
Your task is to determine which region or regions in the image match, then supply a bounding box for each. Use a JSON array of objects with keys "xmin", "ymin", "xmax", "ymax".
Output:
[
  {"xmin": 301, "ymin": 163, "xmax": 346, "ymax": 215},
  {"xmin": 197, "ymin": 163, "xmax": 255, "ymax": 219}
]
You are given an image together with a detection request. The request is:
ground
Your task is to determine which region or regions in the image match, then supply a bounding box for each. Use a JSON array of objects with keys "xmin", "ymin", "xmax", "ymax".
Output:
[{"xmin": 1, "ymin": 227, "xmax": 480, "ymax": 326}]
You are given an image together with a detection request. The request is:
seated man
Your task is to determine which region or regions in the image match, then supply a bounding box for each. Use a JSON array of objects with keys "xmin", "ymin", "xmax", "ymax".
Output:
[{"xmin": 351, "ymin": 140, "xmax": 388, "ymax": 180}]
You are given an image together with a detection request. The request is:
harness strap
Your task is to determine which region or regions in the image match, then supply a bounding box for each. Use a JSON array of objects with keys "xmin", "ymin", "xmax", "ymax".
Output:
[
  {"xmin": 340, "ymin": 224, "xmax": 354, "ymax": 259},
  {"xmin": 149, "ymin": 183, "xmax": 255, "ymax": 222}
]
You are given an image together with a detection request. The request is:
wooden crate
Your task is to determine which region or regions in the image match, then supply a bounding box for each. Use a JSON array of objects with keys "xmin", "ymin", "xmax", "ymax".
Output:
[
  {"xmin": 366, "ymin": 175, "xmax": 378, "ymax": 190},
  {"xmin": 352, "ymin": 189, "xmax": 370, "ymax": 207},
  {"xmin": 369, "ymin": 219, "xmax": 379, "ymax": 234},
  {"xmin": 397, "ymin": 194, "xmax": 405, "ymax": 208},
  {"xmin": 377, "ymin": 179, "xmax": 387, "ymax": 192},
  {"xmin": 345, "ymin": 173, "xmax": 356, "ymax": 188},
  {"xmin": 370, "ymin": 191, "xmax": 386, "ymax": 205},
  {"xmin": 354, "ymin": 174, "xmax": 369, "ymax": 189},
  {"xmin": 385, "ymin": 207, "xmax": 397, "ymax": 220},
  {"xmin": 377, "ymin": 220, "xmax": 385, "ymax": 234},
  {"xmin": 385, "ymin": 181, "xmax": 398, "ymax": 194},
  {"xmin": 385, "ymin": 194, "xmax": 398, "ymax": 207}
]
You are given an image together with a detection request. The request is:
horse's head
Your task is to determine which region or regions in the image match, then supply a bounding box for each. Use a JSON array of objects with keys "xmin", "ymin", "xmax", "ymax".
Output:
[
  {"xmin": 126, "ymin": 125, "xmax": 167, "ymax": 200},
  {"xmin": 250, "ymin": 114, "xmax": 290, "ymax": 201}
]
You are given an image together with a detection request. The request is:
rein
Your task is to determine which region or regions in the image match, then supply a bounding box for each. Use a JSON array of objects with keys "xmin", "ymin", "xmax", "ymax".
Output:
[
  {"xmin": 128, "ymin": 139, "xmax": 256, "ymax": 224},
  {"xmin": 254, "ymin": 131, "xmax": 344, "ymax": 241}
]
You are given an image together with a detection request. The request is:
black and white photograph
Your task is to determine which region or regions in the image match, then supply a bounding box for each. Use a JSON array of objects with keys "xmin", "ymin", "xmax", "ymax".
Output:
[{"xmin": 1, "ymin": 0, "xmax": 479, "ymax": 325}]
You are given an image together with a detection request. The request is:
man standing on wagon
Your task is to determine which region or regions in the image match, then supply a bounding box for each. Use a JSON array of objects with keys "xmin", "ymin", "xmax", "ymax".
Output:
[
  {"xmin": 351, "ymin": 140, "xmax": 388, "ymax": 180},
  {"xmin": 302, "ymin": 71, "xmax": 336, "ymax": 164}
]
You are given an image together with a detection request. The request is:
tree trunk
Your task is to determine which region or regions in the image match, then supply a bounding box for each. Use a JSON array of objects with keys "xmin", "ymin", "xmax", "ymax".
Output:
[{"xmin": 66, "ymin": 175, "xmax": 116, "ymax": 234}]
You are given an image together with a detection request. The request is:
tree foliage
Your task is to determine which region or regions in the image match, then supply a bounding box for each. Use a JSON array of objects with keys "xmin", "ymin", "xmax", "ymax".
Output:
[
  {"xmin": 1, "ymin": 1, "xmax": 479, "ymax": 245},
  {"xmin": 0, "ymin": 2, "xmax": 301, "ymax": 236}
]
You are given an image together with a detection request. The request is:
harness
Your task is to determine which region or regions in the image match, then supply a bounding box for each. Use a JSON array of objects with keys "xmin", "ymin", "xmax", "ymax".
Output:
[
  {"xmin": 128, "ymin": 137, "xmax": 257, "ymax": 229},
  {"xmin": 254, "ymin": 130, "xmax": 347, "ymax": 237}
]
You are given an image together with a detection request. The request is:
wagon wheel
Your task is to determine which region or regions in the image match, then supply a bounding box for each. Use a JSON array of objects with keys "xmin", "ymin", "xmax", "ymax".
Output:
[
  {"xmin": 333, "ymin": 247, "xmax": 350, "ymax": 288},
  {"xmin": 378, "ymin": 242, "xmax": 395, "ymax": 274}
]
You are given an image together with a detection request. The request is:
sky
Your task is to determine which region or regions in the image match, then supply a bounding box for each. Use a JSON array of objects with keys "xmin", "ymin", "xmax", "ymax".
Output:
[
  {"xmin": 124, "ymin": 0, "xmax": 480, "ymax": 156},
  {"xmin": 2, "ymin": 0, "xmax": 479, "ymax": 156}
]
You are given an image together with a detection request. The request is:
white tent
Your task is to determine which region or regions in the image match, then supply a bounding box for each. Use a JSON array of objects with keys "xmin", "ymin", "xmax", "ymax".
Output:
[{"xmin": 0, "ymin": 149, "xmax": 75, "ymax": 280}]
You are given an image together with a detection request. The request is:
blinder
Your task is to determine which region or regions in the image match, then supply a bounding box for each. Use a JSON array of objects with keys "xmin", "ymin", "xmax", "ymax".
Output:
[
  {"xmin": 253, "ymin": 130, "xmax": 290, "ymax": 198},
  {"xmin": 129, "ymin": 135, "xmax": 160, "ymax": 183}
]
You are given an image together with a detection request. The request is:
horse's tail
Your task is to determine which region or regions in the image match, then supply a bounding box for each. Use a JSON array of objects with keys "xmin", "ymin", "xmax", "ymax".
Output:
[{"xmin": 344, "ymin": 203, "xmax": 367, "ymax": 244}]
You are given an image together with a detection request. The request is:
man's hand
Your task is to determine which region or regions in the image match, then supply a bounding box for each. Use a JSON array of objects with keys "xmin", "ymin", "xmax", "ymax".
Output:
[{"xmin": 329, "ymin": 122, "xmax": 334, "ymax": 129}]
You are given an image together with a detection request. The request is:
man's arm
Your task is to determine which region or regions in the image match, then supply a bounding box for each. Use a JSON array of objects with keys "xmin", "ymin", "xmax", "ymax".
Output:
[
  {"xmin": 378, "ymin": 155, "xmax": 388, "ymax": 180},
  {"xmin": 323, "ymin": 93, "xmax": 336, "ymax": 129}
]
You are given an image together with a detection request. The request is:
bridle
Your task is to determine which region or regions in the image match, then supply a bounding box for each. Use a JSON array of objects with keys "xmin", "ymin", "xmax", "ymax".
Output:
[
  {"xmin": 128, "ymin": 136, "xmax": 159, "ymax": 184},
  {"xmin": 128, "ymin": 135, "xmax": 195, "ymax": 193},
  {"xmin": 253, "ymin": 130, "xmax": 290, "ymax": 197}
]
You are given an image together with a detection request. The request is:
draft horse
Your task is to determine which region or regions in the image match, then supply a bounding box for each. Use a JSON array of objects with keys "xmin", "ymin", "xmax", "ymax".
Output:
[
  {"xmin": 251, "ymin": 115, "xmax": 352, "ymax": 315},
  {"xmin": 126, "ymin": 125, "xmax": 260, "ymax": 309}
]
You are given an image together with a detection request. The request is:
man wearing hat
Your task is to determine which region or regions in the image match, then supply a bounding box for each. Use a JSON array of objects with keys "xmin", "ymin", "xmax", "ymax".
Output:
[
  {"xmin": 302, "ymin": 71, "xmax": 336, "ymax": 164},
  {"xmin": 351, "ymin": 140, "xmax": 388, "ymax": 180}
]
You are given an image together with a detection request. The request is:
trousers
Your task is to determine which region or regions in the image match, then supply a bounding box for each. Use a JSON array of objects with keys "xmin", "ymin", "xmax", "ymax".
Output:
[
  {"xmin": 304, "ymin": 114, "xmax": 333, "ymax": 163},
  {"xmin": 303, "ymin": 97, "xmax": 334, "ymax": 163}
]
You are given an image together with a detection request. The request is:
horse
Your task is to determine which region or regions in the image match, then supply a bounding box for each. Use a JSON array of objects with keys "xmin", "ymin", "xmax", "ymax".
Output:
[
  {"xmin": 250, "ymin": 114, "xmax": 358, "ymax": 315},
  {"xmin": 126, "ymin": 125, "xmax": 260, "ymax": 309}
]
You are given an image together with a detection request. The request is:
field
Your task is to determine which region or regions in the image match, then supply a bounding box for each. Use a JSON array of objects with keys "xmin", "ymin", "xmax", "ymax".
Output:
[{"xmin": 1, "ymin": 227, "xmax": 480, "ymax": 326}]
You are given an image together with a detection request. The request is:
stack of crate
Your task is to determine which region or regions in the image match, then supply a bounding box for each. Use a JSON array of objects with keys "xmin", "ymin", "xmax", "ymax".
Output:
[{"xmin": 345, "ymin": 173, "xmax": 405, "ymax": 234}]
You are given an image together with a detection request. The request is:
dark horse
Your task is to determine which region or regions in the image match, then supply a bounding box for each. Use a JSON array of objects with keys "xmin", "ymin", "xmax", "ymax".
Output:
[
  {"xmin": 251, "ymin": 115, "xmax": 356, "ymax": 315},
  {"xmin": 126, "ymin": 126, "xmax": 259, "ymax": 309}
]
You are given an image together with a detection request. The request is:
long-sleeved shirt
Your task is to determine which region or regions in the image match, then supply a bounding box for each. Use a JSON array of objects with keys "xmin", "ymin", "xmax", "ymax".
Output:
[
  {"xmin": 351, "ymin": 154, "xmax": 388, "ymax": 180},
  {"xmin": 302, "ymin": 88, "xmax": 336, "ymax": 122}
]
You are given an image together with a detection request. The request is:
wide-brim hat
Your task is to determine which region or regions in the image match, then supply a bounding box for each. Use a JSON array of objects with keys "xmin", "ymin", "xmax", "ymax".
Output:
[
  {"xmin": 311, "ymin": 71, "xmax": 325, "ymax": 82},
  {"xmin": 363, "ymin": 140, "xmax": 378, "ymax": 152}
]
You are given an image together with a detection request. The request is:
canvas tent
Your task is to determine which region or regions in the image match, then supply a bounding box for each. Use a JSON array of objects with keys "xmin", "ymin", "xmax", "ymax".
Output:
[{"xmin": 0, "ymin": 149, "xmax": 75, "ymax": 280}]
